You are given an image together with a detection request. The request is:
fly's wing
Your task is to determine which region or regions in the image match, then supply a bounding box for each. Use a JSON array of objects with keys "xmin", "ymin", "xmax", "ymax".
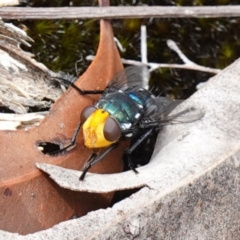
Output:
[
  {"xmin": 141, "ymin": 97, "xmax": 204, "ymax": 128},
  {"xmin": 104, "ymin": 66, "xmax": 150, "ymax": 94},
  {"xmin": 158, "ymin": 106, "xmax": 205, "ymax": 125},
  {"xmin": 155, "ymin": 97, "xmax": 183, "ymax": 118}
]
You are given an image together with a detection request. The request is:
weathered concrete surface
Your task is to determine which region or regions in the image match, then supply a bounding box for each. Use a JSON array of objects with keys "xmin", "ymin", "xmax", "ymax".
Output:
[{"xmin": 2, "ymin": 46, "xmax": 240, "ymax": 239}]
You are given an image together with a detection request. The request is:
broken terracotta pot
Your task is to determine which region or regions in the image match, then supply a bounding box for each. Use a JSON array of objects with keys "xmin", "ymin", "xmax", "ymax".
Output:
[{"xmin": 0, "ymin": 16, "xmax": 124, "ymax": 235}]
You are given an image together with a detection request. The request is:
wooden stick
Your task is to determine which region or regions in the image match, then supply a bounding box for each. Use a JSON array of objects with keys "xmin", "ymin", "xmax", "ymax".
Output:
[{"xmin": 1, "ymin": 6, "xmax": 240, "ymax": 20}]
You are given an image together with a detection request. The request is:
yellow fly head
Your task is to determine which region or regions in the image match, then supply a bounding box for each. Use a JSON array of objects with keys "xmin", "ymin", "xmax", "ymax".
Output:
[{"xmin": 83, "ymin": 109, "xmax": 119, "ymax": 148}]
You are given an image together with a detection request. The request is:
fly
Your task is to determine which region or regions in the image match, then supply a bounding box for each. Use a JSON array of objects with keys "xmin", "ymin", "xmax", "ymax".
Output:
[{"xmin": 40, "ymin": 66, "xmax": 203, "ymax": 180}]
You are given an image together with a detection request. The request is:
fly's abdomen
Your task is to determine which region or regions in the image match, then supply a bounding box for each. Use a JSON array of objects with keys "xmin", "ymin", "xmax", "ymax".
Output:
[
  {"xmin": 126, "ymin": 89, "xmax": 151, "ymax": 106},
  {"xmin": 126, "ymin": 88, "xmax": 158, "ymax": 116}
]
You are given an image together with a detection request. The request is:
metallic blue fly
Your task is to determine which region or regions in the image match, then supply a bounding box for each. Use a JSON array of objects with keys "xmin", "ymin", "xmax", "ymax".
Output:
[{"xmin": 46, "ymin": 66, "xmax": 203, "ymax": 180}]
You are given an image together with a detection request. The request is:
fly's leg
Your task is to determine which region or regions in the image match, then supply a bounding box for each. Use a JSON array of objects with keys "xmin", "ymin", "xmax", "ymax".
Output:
[
  {"xmin": 80, "ymin": 143, "xmax": 118, "ymax": 180},
  {"xmin": 53, "ymin": 75, "xmax": 105, "ymax": 95},
  {"xmin": 125, "ymin": 128, "xmax": 154, "ymax": 173},
  {"xmin": 81, "ymin": 152, "xmax": 98, "ymax": 174},
  {"xmin": 46, "ymin": 83, "xmax": 104, "ymax": 155},
  {"xmin": 49, "ymin": 121, "xmax": 82, "ymax": 155},
  {"xmin": 70, "ymin": 83, "xmax": 105, "ymax": 95},
  {"xmin": 41, "ymin": 77, "xmax": 104, "ymax": 156},
  {"xmin": 60, "ymin": 78, "xmax": 105, "ymax": 95}
]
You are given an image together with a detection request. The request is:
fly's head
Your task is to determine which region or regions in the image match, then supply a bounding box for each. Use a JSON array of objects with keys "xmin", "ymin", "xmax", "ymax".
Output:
[{"xmin": 81, "ymin": 106, "xmax": 121, "ymax": 148}]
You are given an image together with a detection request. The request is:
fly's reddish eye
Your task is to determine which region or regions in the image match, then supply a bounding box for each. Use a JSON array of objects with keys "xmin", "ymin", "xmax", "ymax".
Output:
[
  {"xmin": 80, "ymin": 106, "xmax": 96, "ymax": 122},
  {"xmin": 103, "ymin": 117, "xmax": 121, "ymax": 142}
]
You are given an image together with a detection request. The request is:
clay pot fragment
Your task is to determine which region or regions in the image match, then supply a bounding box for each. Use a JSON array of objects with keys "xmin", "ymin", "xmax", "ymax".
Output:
[{"xmin": 0, "ymin": 16, "xmax": 124, "ymax": 235}]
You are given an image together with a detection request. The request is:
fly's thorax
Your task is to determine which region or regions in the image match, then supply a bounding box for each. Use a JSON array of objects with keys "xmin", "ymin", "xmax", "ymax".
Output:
[
  {"xmin": 96, "ymin": 91, "xmax": 145, "ymax": 129},
  {"xmin": 82, "ymin": 108, "xmax": 121, "ymax": 148}
]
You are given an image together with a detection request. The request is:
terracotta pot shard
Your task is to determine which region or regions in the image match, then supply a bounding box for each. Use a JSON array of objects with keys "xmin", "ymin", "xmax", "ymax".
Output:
[{"xmin": 0, "ymin": 19, "xmax": 124, "ymax": 234}]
